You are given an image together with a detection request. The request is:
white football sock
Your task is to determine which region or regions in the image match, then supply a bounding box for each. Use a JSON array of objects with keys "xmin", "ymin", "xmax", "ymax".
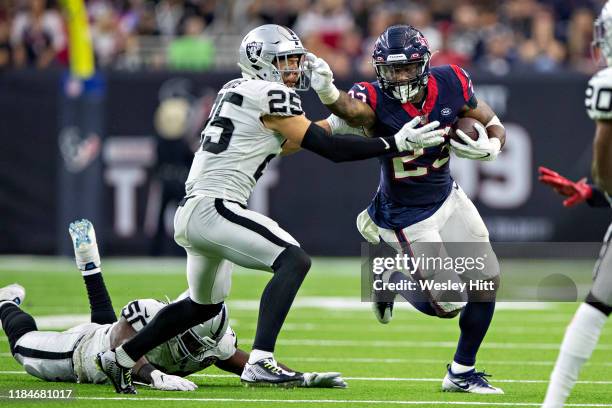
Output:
[
  {"xmin": 542, "ymin": 303, "xmax": 608, "ymax": 408},
  {"xmin": 451, "ymin": 361, "xmax": 474, "ymax": 374},
  {"xmin": 248, "ymin": 349, "xmax": 274, "ymax": 364},
  {"xmin": 114, "ymin": 346, "xmax": 136, "ymax": 368},
  {"xmin": 0, "ymin": 300, "xmax": 19, "ymax": 309}
]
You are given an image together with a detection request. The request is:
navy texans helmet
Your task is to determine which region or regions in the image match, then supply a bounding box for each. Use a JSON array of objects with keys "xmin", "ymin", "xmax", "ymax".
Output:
[{"xmin": 372, "ymin": 25, "xmax": 431, "ymax": 103}]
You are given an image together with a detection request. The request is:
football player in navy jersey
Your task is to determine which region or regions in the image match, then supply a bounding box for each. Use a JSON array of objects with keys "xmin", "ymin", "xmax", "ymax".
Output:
[{"xmin": 308, "ymin": 25, "xmax": 506, "ymax": 394}]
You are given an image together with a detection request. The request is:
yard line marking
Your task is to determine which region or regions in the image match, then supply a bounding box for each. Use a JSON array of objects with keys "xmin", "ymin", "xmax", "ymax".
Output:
[
  {"xmin": 241, "ymin": 338, "xmax": 612, "ymax": 351},
  {"xmin": 0, "ymin": 370, "xmax": 611, "ymax": 384},
  {"xmin": 242, "ymin": 323, "xmax": 591, "ymax": 335},
  {"xmin": 2, "ymin": 336, "xmax": 612, "ymax": 351},
  {"xmin": 281, "ymin": 357, "xmax": 612, "ymax": 367},
  {"xmin": 0, "ymin": 395, "xmax": 610, "ymax": 406},
  {"xmin": 2, "ymin": 354, "xmax": 611, "ymax": 368}
]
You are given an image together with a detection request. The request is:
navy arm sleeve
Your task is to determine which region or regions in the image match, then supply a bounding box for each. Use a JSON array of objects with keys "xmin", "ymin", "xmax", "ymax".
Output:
[
  {"xmin": 300, "ymin": 123, "xmax": 397, "ymax": 163},
  {"xmin": 587, "ymin": 184, "xmax": 612, "ymax": 208}
]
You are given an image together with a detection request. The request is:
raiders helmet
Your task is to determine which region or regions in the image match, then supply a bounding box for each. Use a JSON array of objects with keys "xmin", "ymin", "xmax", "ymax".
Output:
[
  {"xmin": 168, "ymin": 303, "xmax": 230, "ymax": 363},
  {"xmin": 594, "ymin": 1, "xmax": 612, "ymax": 66},
  {"xmin": 238, "ymin": 24, "xmax": 310, "ymax": 91}
]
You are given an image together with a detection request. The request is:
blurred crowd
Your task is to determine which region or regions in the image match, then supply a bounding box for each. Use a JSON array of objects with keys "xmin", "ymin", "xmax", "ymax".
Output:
[{"xmin": 0, "ymin": 0, "xmax": 607, "ymax": 76}]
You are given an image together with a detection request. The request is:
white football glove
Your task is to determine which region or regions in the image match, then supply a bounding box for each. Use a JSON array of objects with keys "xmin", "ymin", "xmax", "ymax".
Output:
[
  {"xmin": 326, "ymin": 114, "xmax": 367, "ymax": 137},
  {"xmin": 301, "ymin": 372, "xmax": 348, "ymax": 388},
  {"xmin": 304, "ymin": 53, "xmax": 340, "ymax": 104},
  {"xmin": 394, "ymin": 117, "xmax": 446, "ymax": 152},
  {"xmin": 450, "ymin": 122, "xmax": 501, "ymax": 161},
  {"xmin": 150, "ymin": 370, "xmax": 197, "ymax": 391}
]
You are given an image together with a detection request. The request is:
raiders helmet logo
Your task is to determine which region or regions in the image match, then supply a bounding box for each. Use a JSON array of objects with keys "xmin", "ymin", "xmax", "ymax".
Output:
[{"xmin": 246, "ymin": 41, "xmax": 263, "ymax": 63}]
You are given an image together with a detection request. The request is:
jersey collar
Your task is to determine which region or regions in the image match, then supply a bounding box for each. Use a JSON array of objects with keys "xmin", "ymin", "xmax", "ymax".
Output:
[{"xmin": 401, "ymin": 74, "xmax": 438, "ymax": 117}]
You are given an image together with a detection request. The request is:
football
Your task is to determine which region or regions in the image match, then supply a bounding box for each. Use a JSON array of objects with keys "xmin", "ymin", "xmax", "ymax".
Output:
[{"xmin": 449, "ymin": 117, "xmax": 483, "ymax": 144}]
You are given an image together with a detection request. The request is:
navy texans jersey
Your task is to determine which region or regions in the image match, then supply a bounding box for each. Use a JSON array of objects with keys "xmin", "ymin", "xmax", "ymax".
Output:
[{"xmin": 348, "ymin": 64, "xmax": 477, "ymax": 230}]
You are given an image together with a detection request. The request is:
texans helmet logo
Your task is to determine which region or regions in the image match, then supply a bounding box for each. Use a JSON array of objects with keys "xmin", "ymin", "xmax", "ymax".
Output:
[{"xmin": 246, "ymin": 41, "xmax": 263, "ymax": 63}]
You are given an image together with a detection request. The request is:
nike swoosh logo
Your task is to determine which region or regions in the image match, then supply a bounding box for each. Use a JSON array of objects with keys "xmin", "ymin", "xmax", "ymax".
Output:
[
  {"xmin": 144, "ymin": 309, "xmax": 150, "ymax": 318},
  {"xmin": 381, "ymin": 139, "xmax": 390, "ymax": 150},
  {"xmin": 449, "ymin": 378, "xmax": 470, "ymax": 390},
  {"xmin": 356, "ymin": 84, "xmax": 365, "ymax": 90}
]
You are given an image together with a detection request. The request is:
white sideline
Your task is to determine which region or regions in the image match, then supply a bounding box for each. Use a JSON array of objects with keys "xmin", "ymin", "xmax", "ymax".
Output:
[
  {"xmin": 1, "ymin": 370, "xmax": 611, "ymax": 384},
  {"xmin": 0, "ymin": 395, "xmax": 611, "ymax": 407}
]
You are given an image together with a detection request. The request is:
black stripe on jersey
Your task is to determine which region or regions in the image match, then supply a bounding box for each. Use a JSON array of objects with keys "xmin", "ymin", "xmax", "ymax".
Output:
[
  {"xmin": 214, "ymin": 199, "xmax": 291, "ymax": 248},
  {"xmin": 14, "ymin": 345, "xmax": 74, "ymax": 360},
  {"xmin": 213, "ymin": 304, "xmax": 227, "ymax": 339}
]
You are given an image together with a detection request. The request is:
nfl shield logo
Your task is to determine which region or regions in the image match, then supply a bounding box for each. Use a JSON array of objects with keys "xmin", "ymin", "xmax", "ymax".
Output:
[{"xmin": 246, "ymin": 41, "xmax": 263, "ymax": 63}]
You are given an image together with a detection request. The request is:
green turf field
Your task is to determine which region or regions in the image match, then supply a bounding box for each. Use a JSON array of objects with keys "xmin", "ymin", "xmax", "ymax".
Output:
[{"xmin": 0, "ymin": 256, "xmax": 611, "ymax": 407}]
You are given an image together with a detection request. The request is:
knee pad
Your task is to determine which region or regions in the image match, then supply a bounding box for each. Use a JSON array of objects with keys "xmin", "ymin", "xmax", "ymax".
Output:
[
  {"xmin": 436, "ymin": 308, "xmax": 462, "ymax": 319},
  {"xmin": 272, "ymin": 245, "xmax": 311, "ymax": 276},
  {"xmin": 585, "ymin": 292, "xmax": 612, "ymax": 316},
  {"xmin": 430, "ymin": 301, "xmax": 464, "ymax": 319}
]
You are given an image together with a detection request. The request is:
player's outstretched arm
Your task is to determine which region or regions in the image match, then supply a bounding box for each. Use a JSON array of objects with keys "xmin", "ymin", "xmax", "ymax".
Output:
[
  {"xmin": 538, "ymin": 166, "xmax": 611, "ymax": 208},
  {"xmin": 264, "ymin": 114, "xmax": 445, "ymax": 163},
  {"xmin": 109, "ymin": 318, "xmax": 197, "ymax": 391},
  {"xmin": 305, "ymin": 53, "xmax": 376, "ymax": 129},
  {"xmin": 593, "ymin": 120, "xmax": 612, "ymax": 196},
  {"xmin": 325, "ymin": 91, "xmax": 377, "ymax": 129}
]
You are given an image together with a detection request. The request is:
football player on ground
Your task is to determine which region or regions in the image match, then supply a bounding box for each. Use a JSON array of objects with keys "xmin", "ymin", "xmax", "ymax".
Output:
[
  {"xmin": 96, "ymin": 24, "xmax": 446, "ymax": 392},
  {"xmin": 308, "ymin": 25, "xmax": 506, "ymax": 394},
  {"xmin": 0, "ymin": 220, "xmax": 346, "ymax": 391},
  {"xmin": 540, "ymin": 3, "xmax": 612, "ymax": 406}
]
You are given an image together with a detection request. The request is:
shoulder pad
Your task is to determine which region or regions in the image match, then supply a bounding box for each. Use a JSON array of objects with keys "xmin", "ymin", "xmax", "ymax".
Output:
[
  {"xmin": 348, "ymin": 82, "xmax": 378, "ymax": 110},
  {"xmin": 259, "ymin": 81, "xmax": 303, "ymax": 116},
  {"xmin": 120, "ymin": 299, "xmax": 165, "ymax": 331},
  {"xmin": 586, "ymin": 67, "xmax": 612, "ymax": 120}
]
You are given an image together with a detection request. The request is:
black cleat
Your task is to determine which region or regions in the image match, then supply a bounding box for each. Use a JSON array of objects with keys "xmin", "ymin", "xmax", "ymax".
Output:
[
  {"xmin": 372, "ymin": 301, "xmax": 394, "ymax": 324},
  {"xmin": 240, "ymin": 357, "xmax": 304, "ymax": 388}
]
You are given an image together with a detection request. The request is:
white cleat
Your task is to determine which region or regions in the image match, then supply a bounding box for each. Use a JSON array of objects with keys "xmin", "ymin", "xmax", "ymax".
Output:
[
  {"xmin": 0, "ymin": 284, "xmax": 26, "ymax": 307},
  {"xmin": 442, "ymin": 364, "xmax": 504, "ymax": 394},
  {"xmin": 69, "ymin": 219, "xmax": 101, "ymax": 273}
]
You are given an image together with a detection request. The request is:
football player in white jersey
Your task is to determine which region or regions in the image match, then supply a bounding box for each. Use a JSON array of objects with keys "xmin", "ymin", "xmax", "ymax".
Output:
[
  {"xmin": 540, "ymin": 3, "xmax": 612, "ymax": 407},
  {"xmin": 96, "ymin": 24, "xmax": 447, "ymax": 392},
  {"xmin": 0, "ymin": 220, "xmax": 346, "ymax": 391}
]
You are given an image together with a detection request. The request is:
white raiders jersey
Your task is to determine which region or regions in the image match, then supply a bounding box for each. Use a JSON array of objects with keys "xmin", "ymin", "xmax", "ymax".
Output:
[
  {"xmin": 72, "ymin": 299, "xmax": 236, "ymax": 383},
  {"xmin": 185, "ymin": 78, "xmax": 303, "ymax": 204},
  {"xmin": 586, "ymin": 67, "xmax": 612, "ymax": 120}
]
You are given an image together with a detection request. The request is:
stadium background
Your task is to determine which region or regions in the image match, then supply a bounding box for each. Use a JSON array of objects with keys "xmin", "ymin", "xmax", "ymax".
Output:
[{"xmin": 0, "ymin": 0, "xmax": 610, "ymax": 257}]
